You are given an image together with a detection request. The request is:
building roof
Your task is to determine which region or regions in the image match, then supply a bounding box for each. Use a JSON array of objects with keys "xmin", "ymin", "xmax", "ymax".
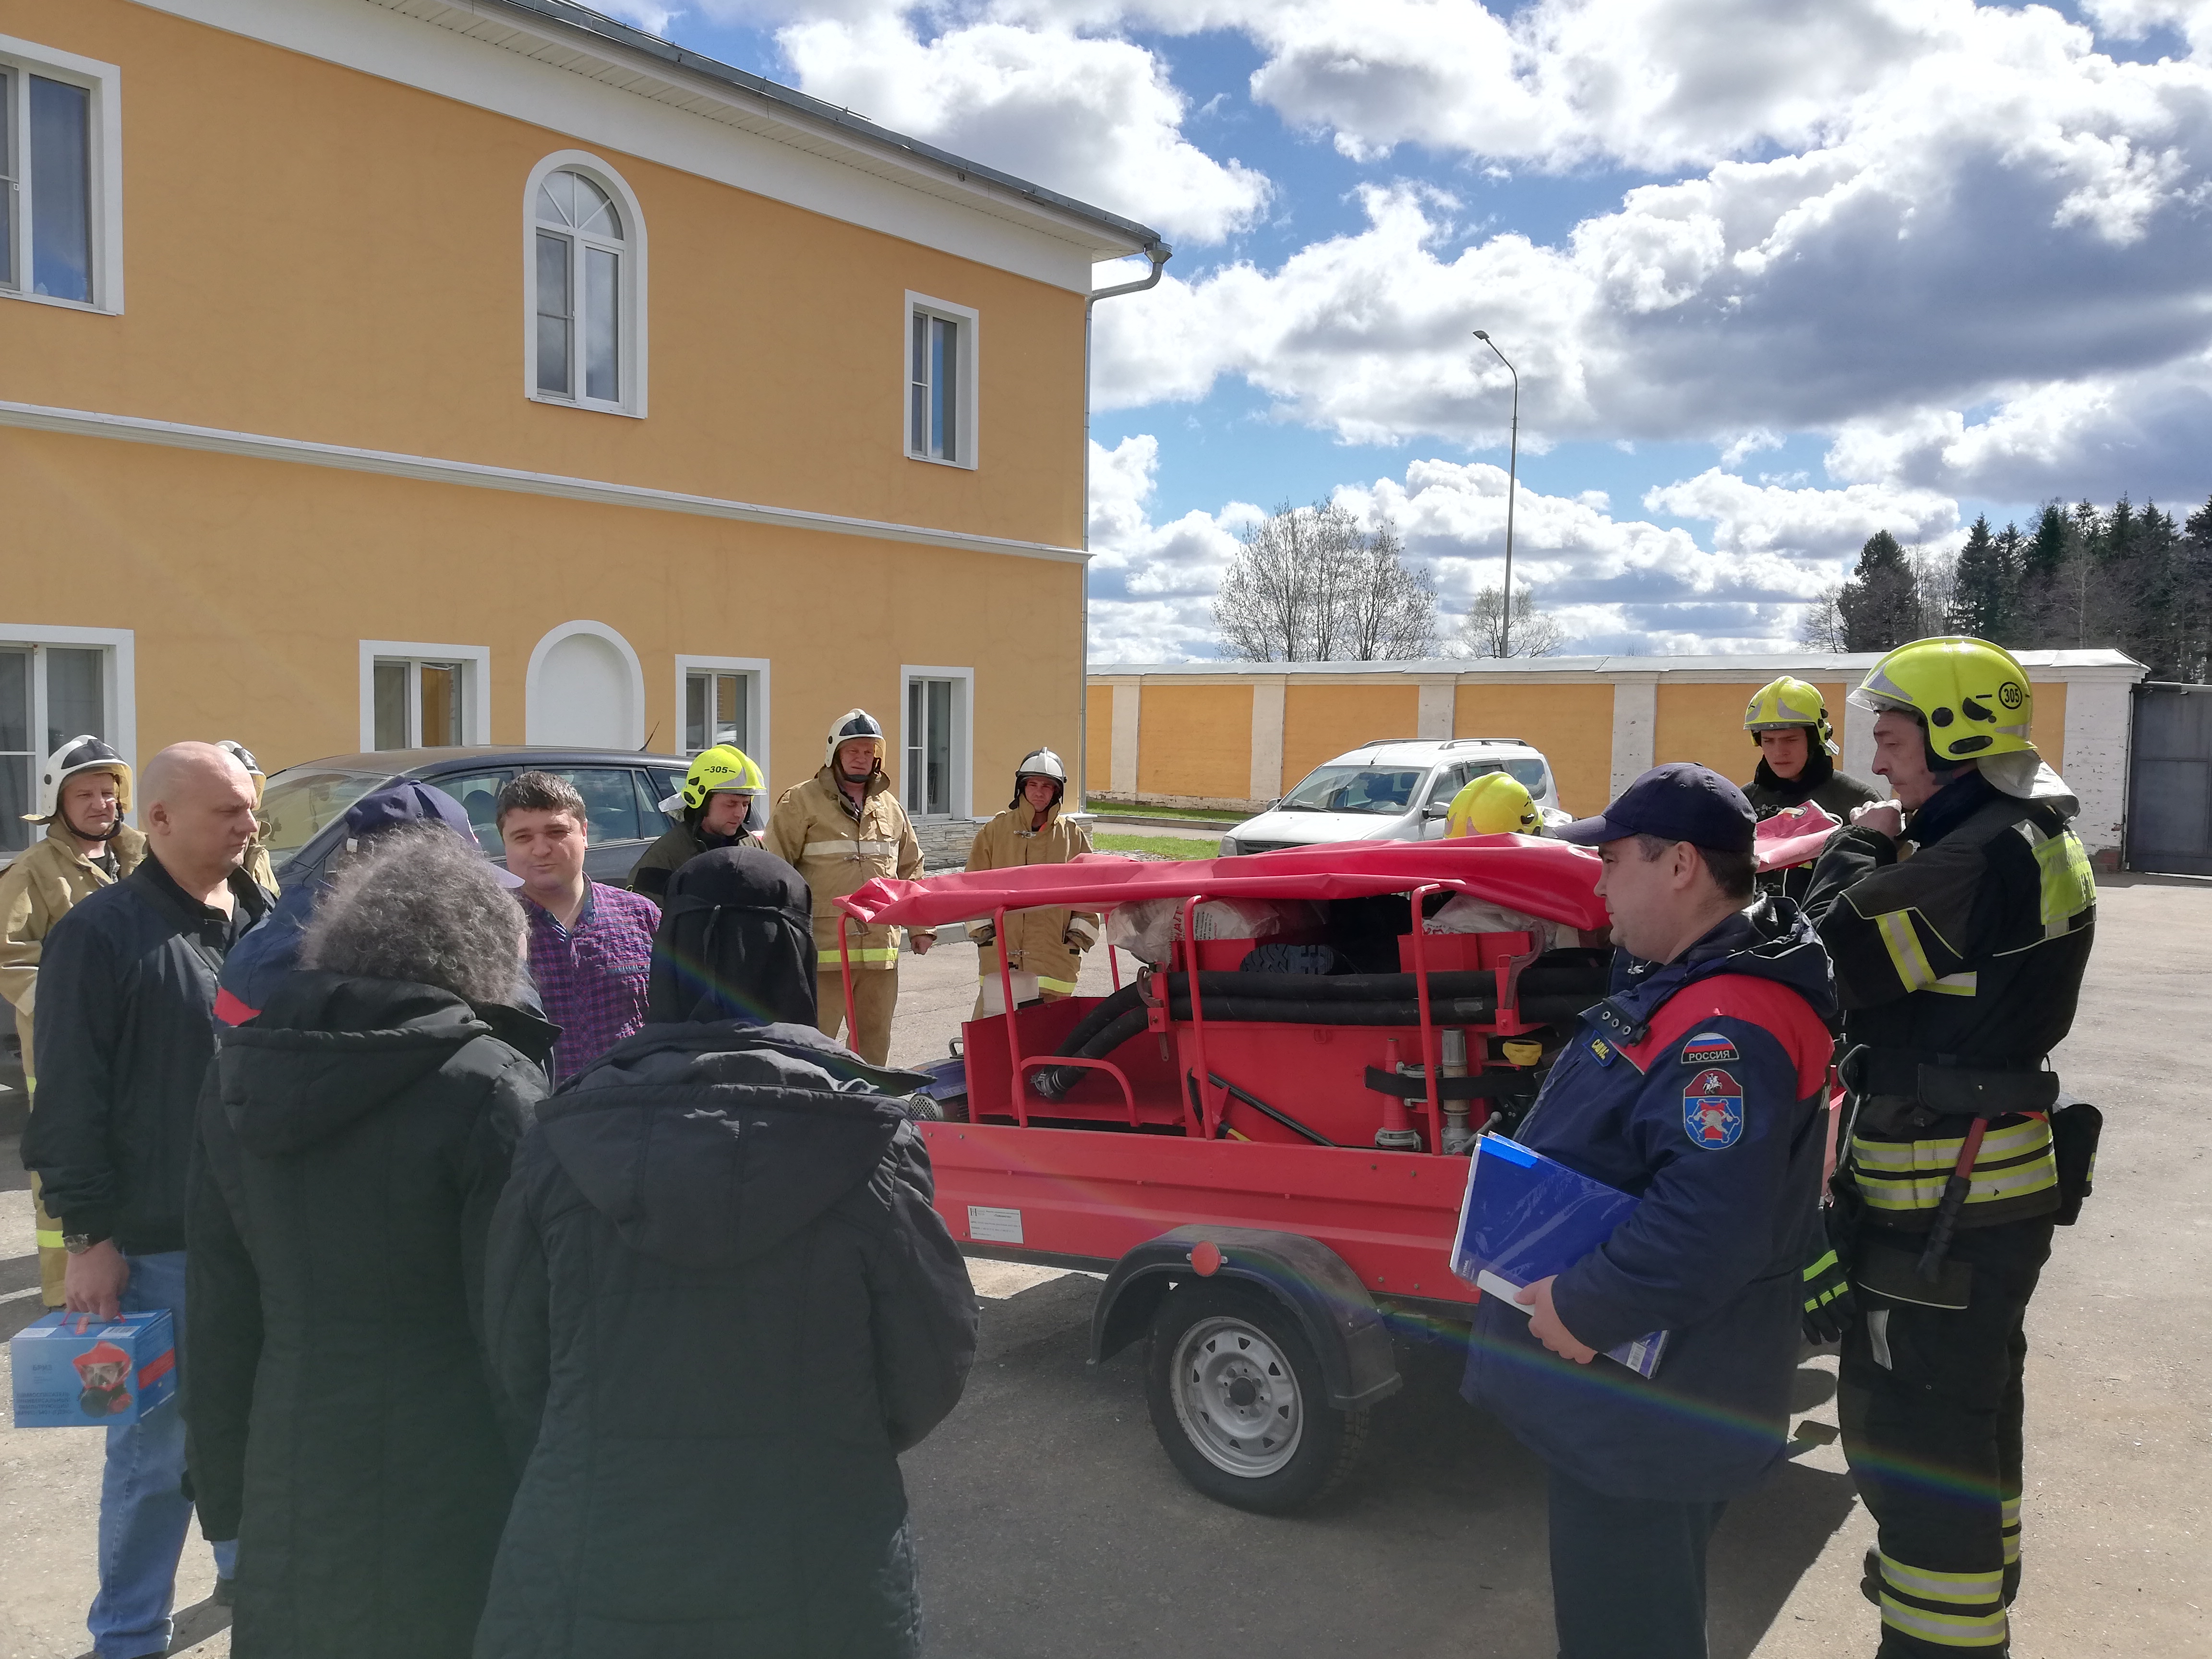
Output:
[
  {"xmin": 395, "ymin": 0, "xmax": 1166, "ymax": 263},
  {"xmin": 1090, "ymin": 649, "xmax": 2148, "ymax": 681}
]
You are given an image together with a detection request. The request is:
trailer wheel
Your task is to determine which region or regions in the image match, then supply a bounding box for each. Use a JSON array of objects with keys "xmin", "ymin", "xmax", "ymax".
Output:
[{"xmin": 1144, "ymin": 1281, "xmax": 1368, "ymax": 1513}]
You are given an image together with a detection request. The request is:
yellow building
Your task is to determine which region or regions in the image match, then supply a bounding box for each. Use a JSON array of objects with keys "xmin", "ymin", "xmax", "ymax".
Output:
[
  {"xmin": 1088, "ymin": 650, "xmax": 2147, "ymax": 857},
  {"xmin": 0, "ymin": 0, "xmax": 1163, "ymax": 857}
]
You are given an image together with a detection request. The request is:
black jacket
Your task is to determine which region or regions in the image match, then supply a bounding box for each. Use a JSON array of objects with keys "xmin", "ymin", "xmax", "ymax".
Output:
[
  {"xmin": 1802, "ymin": 770, "xmax": 2095, "ymax": 1228},
  {"xmin": 475, "ymin": 1022, "xmax": 977, "ymax": 1659},
  {"xmin": 1745, "ymin": 755, "xmax": 1884, "ymax": 902},
  {"xmin": 23, "ymin": 854, "xmax": 270, "ymax": 1251},
  {"xmin": 185, "ymin": 973, "xmax": 550, "ymax": 1658}
]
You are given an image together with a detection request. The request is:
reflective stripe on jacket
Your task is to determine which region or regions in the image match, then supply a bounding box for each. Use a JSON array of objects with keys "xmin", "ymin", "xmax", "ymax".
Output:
[
  {"xmin": 1802, "ymin": 770, "xmax": 2094, "ymax": 1230},
  {"xmin": 964, "ymin": 806, "xmax": 1098, "ymax": 993},
  {"xmin": 763, "ymin": 769, "xmax": 929, "ymax": 968},
  {"xmin": 0, "ymin": 824, "xmax": 147, "ymax": 1073}
]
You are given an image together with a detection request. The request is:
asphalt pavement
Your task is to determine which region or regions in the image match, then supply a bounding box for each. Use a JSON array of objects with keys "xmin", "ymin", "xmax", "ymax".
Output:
[{"xmin": 1, "ymin": 877, "xmax": 2205, "ymax": 1657}]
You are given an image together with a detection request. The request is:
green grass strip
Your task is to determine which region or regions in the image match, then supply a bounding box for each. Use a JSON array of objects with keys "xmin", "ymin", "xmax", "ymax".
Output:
[{"xmin": 1093, "ymin": 832, "xmax": 1220, "ymax": 860}]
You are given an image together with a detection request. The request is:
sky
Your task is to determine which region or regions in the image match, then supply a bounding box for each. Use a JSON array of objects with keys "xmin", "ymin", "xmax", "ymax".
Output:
[{"xmin": 596, "ymin": 1, "xmax": 2212, "ymax": 661}]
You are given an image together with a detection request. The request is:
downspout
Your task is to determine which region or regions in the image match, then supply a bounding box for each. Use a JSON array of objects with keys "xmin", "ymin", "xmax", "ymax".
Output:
[{"xmin": 1078, "ymin": 240, "xmax": 1172, "ymax": 809}]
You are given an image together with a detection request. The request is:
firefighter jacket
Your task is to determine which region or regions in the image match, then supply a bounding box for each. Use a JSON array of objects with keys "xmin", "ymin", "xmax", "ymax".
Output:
[
  {"xmin": 963, "ymin": 806, "xmax": 1099, "ymax": 993},
  {"xmin": 763, "ymin": 769, "xmax": 932, "ymax": 969},
  {"xmin": 629, "ymin": 819, "xmax": 761, "ymax": 903},
  {"xmin": 0, "ymin": 824, "xmax": 148, "ymax": 1073},
  {"xmin": 1801, "ymin": 769, "xmax": 2094, "ymax": 1232},
  {"xmin": 1462, "ymin": 897, "xmax": 1838, "ymax": 1503}
]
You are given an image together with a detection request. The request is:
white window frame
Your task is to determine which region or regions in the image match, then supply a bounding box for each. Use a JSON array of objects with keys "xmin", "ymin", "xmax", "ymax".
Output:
[
  {"xmin": 0, "ymin": 33, "xmax": 124, "ymax": 314},
  {"xmin": 524, "ymin": 620, "xmax": 644, "ymax": 747},
  {"xmin": 903, "ymin": 290, "xmax": 979, "ymax": 471},
  {"xmin": 898, "ymin": 663, "xmax": 974, "ymax": 820},
  {"xmin": 674, "ymin": 654, "xmax": 771, "ymax": 775},
  {"xmin": 357, "ymin": 640, "xmax": 491, "ymax": 752},
  {"xmin": 523, "ymin": 150, "xmax": 648, "ymax": 419},
  {"xmin": 0, "ymin": 623, "xmax": 134, "ymax": 858}
]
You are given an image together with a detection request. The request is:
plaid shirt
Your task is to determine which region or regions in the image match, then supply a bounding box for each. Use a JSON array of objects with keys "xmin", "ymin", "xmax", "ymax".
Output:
[{"xmin": 524, "ymin": 880, "xmax": 660, "ymax": 1084}]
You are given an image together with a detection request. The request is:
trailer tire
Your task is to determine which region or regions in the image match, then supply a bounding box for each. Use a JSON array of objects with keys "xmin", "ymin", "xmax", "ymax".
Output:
[{"xmin": 1144, "ymin": 1281, "xmax": 1368, "ymax": 1514}]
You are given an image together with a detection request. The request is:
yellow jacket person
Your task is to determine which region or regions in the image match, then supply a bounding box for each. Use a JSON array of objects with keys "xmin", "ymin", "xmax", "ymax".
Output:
[
  {"xmin": 0, "ymin": 737, "xmax": 145, "ymax": 1306},
  {"xmin": 763, "ymin": 709, "xmax": 933, "ymax": 1065},
  {"xmin": 965, "ymin": 749, "xmax": 1099, "ymax": 1017}
]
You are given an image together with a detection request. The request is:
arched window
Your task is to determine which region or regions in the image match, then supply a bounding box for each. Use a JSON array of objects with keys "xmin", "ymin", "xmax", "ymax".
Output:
[{"xmin": 525, "ymin": 155, "xmax": 646, "ymax": 414}]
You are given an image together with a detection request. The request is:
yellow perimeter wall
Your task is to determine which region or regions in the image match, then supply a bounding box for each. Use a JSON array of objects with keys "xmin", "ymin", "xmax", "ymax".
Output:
[
  {"xmin": 1137, "ymin": 685, "xmax": 1253, "ymax": 799},
  {"xmin": 1659, "ymin": 680, "xmax": 2066, "ymax": 785},
  {"xmin": 1085, "ymin": 686, "xmax": 1116, "ymax": 794},
  {"xmin": 1282, "ymin": 685, "xmax": 1420, "ymax": 788},
  {"xmin": 1456, "ymin": 684, "xmax": 1615, "ymax": 816}
]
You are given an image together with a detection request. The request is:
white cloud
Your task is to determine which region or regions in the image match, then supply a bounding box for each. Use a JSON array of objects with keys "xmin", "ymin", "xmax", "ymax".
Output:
[{"xmin": 1088, "ymin": 438, "xmax": 1936, "ymax": 661}]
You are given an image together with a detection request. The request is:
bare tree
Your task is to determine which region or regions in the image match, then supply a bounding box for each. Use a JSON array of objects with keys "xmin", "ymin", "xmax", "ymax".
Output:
[
  {"xmin": 1798, "ymin": 586, "xmax": 1849, "ymax": 651},
  {"xmin": 1214, "ymin": 502, "xmax": 1438, "ymax": 661},
  {"xmin": 1342, "ymin": 516, "xmax": 1439, "ymax": 660},
  {"xmin": 1910, "ymin": 543, "xmax": 1957, "ymax": 639},
  {"xmin": 1454, "ymin": 586, "xmax": 1565, "ymax": 657}
]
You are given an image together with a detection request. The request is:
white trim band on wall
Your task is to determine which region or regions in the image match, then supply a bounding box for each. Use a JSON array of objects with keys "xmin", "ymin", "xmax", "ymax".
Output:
[{"xmin": 0, "ymin": 400, "xmax": 1089, "ymax": 564}]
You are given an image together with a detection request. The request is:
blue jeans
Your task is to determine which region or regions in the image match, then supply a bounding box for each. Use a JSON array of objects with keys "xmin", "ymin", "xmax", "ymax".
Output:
[{"xmin": 89, "ymin": 1250, "xmax": 237, "ymax": 1659}]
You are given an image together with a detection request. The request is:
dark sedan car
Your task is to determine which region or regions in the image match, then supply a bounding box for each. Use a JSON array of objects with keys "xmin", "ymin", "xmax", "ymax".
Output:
[{"xmin": 261, "ymin": 747, "xmax": 693, "ymax": 891}]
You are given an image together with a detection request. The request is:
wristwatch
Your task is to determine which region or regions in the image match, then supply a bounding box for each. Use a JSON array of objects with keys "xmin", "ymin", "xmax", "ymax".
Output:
[{"xmin": 62, "ymin": 1233, "xmax": 107, "ymax": 1255}]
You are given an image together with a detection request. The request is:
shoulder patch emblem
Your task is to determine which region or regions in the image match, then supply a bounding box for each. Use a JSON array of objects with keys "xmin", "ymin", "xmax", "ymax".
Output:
[
  {"xmin": 1681, "ymin": 1031, "xmax": 1739, "ymax": 1066},
  {"xmin": 1587, "ymin": 1035, "xmax": 1615, "ymax": 1067},
  {"xmin": 1683, "ymin": 1068, "xmax": 1744, "ymax": 1150}
]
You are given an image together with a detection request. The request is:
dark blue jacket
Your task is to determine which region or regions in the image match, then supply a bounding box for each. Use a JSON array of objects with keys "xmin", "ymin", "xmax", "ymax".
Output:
[{"xmin": 1462, "ymin": 896, "xmax": 1837, "ymax": 1502}]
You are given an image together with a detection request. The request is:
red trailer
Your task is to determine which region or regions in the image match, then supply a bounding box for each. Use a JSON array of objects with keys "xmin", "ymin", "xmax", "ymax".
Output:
[{"xmin": 834, "ymin": 837, "xmax": 1614, "ymax": 1512}]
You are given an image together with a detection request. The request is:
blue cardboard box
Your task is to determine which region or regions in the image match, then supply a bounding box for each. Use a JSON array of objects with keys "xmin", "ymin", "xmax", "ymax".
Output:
[{"xmin": 10, "ymin": 1310, "xmax": 177, "ymax": 1428}]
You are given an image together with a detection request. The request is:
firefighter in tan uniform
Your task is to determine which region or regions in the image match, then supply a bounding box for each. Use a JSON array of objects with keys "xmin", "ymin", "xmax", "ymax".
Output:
[
  {"xmin": 965, "ymin": 749, "xmax": 1100, "ymax": 1017},
  {"xmin": 763, "ymin": 710, "xmax": 934, "ymax": 1066},
  {"xmin": 0, "ymin": 737, "xmax": 145, "ymax": 1306},
  {"xmin": 217, "ymin": 740, "xmax": 279, "ymax": 893}
]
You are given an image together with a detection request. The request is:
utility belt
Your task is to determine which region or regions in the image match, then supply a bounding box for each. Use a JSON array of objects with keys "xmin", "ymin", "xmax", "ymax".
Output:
[{"xmin": 1833, "ymin": 1046, "xmax": 2101, "ymax": 1309}]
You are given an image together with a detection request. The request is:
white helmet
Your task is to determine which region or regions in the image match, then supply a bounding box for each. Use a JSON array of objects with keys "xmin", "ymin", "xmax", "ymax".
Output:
[
  {"xmin": 28, "ymin": 735, "xmax": 132, "ymax": 831},
  {"xmin": 1010, "ymin": 747, "xmax": 1067, "ymax": 810},
  {"xmin": 216, "ymin": 740, "xmax": 265, "ymax": 804},
  {"xmin": 824, "ymin": 709, "xmax": 886, "ymax": 771}
]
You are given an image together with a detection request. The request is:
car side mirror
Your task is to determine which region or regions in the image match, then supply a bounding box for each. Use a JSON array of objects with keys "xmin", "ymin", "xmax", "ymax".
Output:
[{"xmin": 1422, "ymin": 800, "xmax": 1450, "ymax": 818}]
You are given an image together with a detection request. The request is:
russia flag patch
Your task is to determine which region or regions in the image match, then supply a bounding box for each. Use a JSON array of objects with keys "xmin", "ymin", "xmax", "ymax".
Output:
[{"xmin": 1680, "ymin": 1031, "xmax": 1739, "ymax": 1065}]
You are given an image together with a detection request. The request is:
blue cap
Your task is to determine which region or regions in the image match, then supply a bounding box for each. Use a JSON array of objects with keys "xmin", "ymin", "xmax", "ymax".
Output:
[
  {"xmin": 1554, "ymin": 763, "xmax": 1756, "ymax": 855},
  {"xmin": 343, "ymin": 780, "xmax": 523, "ymax": 888}
]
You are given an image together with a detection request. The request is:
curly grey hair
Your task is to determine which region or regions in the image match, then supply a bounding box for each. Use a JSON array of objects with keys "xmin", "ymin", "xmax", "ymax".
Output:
[{"xmin": 301, "ymin": 824, "xmax": 524, "ymax": 1006}]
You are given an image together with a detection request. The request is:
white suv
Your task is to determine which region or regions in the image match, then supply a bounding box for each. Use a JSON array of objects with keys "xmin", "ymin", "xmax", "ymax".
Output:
[{"xmin": 1219, "ymin": 737, "xmax": 1565, "ymax": 855}]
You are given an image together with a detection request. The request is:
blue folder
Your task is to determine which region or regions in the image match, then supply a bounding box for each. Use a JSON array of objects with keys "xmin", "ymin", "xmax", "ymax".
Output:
[{"xmin": 1452, "ymin": 1132, "xmax": 1670, "ymax": 1378}]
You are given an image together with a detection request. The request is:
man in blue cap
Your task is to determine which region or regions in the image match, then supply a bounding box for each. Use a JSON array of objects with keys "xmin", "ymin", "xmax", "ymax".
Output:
[
  {"xmin": 215, "ymin": 780, "xmax": 526, "ymax": 1026},
  {"xmin": 1460, "ymin": 763, "xmax": 1838, "ymax": 1659}
]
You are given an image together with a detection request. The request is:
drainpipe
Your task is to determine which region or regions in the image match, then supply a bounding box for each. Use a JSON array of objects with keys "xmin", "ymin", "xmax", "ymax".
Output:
[{"xmin": 1078, "ymin": 240, "xmax": 1172, "ymax": 810}]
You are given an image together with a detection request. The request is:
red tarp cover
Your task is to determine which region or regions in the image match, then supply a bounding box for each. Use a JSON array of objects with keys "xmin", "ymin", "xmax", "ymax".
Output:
[
  {"xmin": 835, "ymin": 835, "xmax": 1611, "ymax": 932},
  {"xmin": 1754, "ymin": 800, "xmax": 1843, "ymax": 873}
]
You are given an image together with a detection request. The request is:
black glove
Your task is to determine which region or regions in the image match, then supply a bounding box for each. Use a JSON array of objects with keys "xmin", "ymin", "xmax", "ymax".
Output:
[{"xmin": 1801, "ymin": 1210, "xmax": 1857, "ymax": 1345}]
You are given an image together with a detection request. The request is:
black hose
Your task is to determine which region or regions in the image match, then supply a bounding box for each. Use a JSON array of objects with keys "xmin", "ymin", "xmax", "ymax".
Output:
[
  {"xmin": 1030, "ymin": 1004, "xmax": 1153, "ymax": 1100},
  {"xmin": 1047, "ymin": 981, "xmax": 1145, "ymax": 1055}
]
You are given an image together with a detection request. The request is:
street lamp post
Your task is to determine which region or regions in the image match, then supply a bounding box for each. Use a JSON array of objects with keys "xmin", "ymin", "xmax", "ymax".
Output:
[{"xmin": 1473, "ymin": 330, "xmax": 1518, "ymax": 657}]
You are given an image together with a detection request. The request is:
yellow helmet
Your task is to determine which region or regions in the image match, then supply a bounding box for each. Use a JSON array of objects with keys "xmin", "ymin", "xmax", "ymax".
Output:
[
  {"xmin": 1743, "ymin": 676, "xmax": 1839, "ymax": 757},
  {"xmin": 1848, "ymin": 637, "xmax": 2035, "ymax": 763},
  {"xmin": 1446, "ymin": 771, "xmax": 1540, "ymax": 837},
  {"xmin": 664, "ymin": 745, "xmax": 766, "ymax": 814}
]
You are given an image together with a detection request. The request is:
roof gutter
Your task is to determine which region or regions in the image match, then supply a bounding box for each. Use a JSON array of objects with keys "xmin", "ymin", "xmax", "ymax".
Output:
[{"xmin": 1078, "ymin": 242, "xmax": 1174, "ymax": 809}]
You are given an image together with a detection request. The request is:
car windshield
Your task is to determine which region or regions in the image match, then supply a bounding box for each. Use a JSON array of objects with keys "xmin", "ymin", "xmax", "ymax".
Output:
[
  {"xmin": 1501, "ymin": 758, "xmax": 1549, "ymax": 793},
  {"xmin": 259, "ymin": 768, "xmax": 392, "ymax": 866},
  {"xmin": 1277, "ymin": 766, "xmax": 1427, "ymax": 815}
]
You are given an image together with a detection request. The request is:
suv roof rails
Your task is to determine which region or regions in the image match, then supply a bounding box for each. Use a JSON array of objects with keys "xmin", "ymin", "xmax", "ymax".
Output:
[{"xmin": 1357, "ymin": 736, "xmax": 1526, "ymax": 749}]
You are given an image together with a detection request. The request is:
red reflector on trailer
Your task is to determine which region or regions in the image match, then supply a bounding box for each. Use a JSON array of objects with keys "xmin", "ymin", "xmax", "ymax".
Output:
[{"xmin": 1190, "ymin": 1240, "xmax": 1222, "ymax": 1276}]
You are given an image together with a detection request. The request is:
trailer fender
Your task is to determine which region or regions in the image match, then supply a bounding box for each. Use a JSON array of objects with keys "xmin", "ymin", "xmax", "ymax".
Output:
[{"xmin": 1089, "ymin": 1226, "xmax": 1402, "ymax": 1411}]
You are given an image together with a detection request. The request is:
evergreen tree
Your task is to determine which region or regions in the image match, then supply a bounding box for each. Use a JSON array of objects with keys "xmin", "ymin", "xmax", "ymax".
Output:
[
  {"xmin": 1949, "ymin": 514, "xmax": 2017, "ymax": 640},
  {"xmin": 1836, "ymin": 529, "xmax": 1921, "ymax": 651}
]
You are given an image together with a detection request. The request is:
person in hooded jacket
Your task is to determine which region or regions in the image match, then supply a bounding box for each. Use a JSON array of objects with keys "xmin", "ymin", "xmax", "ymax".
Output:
[
  {"xmin": 476, "ymin": 845, "xmax": 977, "ymax": 1659},
  {"xmin": 184, "ymin": 826, "xmax": 553, "ymax": 1659},
  {"xmin": 1460, "ymin": 764, "xmax": 1838, "ymax": 1659}
]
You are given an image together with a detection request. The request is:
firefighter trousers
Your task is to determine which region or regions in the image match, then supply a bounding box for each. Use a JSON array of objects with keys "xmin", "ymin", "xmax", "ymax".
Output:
[
  {"xmin": 816, "ymin": 967, "xmax": 899, "ymax": 1068},
  {"xmin": 1838, "ymin": 1217, "xmax": 2053, "ymax": 1656}
]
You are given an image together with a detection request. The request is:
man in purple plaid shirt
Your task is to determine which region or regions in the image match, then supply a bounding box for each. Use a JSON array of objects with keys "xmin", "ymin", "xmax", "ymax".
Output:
[{"xmin": 497, "ymin": 772, "xmax": 660, "ymax": 1084}]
